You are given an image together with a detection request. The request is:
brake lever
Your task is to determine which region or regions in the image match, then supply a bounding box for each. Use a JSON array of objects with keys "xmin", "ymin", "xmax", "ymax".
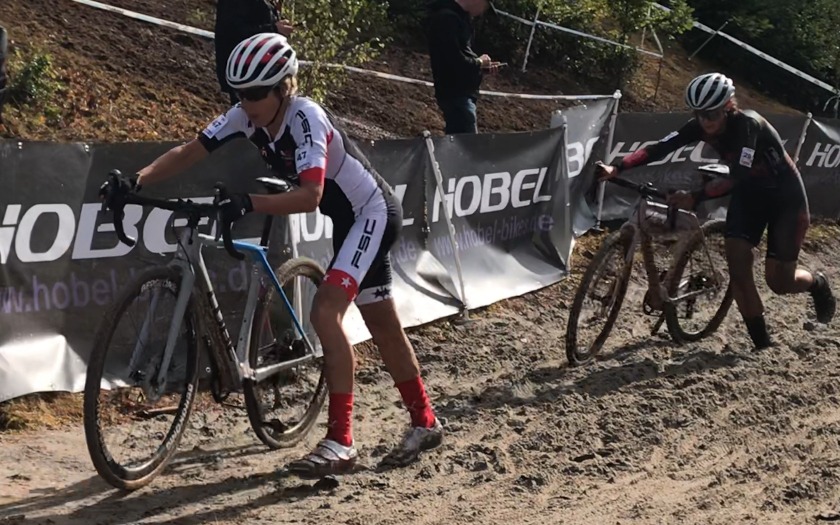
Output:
[
  {"xmin": 213, "ymin": 183, "xmax": 245, "ymax": 261},
  {"xmin": 113, "ymin": 208, "xmax": 137, "ymax": 247},
  {"xmin": 100, "ymin": 171, "xmax": 137, "ymax": 247}
]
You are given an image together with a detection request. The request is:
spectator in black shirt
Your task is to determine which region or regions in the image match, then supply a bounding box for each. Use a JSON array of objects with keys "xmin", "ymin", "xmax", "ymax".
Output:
[
  {"xmin": 214, "ymin": 0, "xmax": 293, "ymax": 105},
  {"xmin": 425, "ymin": 0, "xmax": 500, "ymax": 134}
]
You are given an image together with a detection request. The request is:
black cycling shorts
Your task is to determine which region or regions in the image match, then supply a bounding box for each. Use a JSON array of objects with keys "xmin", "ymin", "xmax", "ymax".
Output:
[
  {"xmin": 323, "ymin": 191, "xmax": 402, "ymax": 305},
  {"xmin": 724, "ymin": 177, "xmax": 810, "ymax": 262}
]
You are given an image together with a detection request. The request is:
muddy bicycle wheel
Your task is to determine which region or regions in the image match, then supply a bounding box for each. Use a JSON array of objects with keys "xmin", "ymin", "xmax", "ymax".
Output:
[
  {"xmin": 665, "ymin": 219, "xmax": 733, "ymax": 343},
  {"xmin": 243, "ymin": 257, "xmax": 328, "ymax": 449},
  {"xmin": 565, "ymin": 228, "xmax": 634, "ymax": 366},
  {"xmin": 83, "ymin": 265, "xmax": 200, "ymax": 491}
]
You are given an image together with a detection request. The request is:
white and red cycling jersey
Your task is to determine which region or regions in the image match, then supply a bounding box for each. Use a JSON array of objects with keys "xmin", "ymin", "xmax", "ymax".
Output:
[{"xmin": 198, "ymin": 96, "xmax": 401, "ymax": 305}]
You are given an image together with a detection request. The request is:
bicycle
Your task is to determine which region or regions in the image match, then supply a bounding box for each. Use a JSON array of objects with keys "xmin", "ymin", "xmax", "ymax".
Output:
[
  {"xmin": 565, "ymin": 164, "xmax": 735, "ymax": 366},
  {"xmin": 83, "ymin": 171, "xmax": 327, "ymax": 490}
]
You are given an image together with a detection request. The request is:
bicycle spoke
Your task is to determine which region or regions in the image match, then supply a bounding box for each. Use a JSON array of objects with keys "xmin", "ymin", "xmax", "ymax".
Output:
[
  {"xmin": 84, "ymin": 267, "xmax": 199, "ymax": 490},
  {"xmin": 243, "ymin": 258, "xmax": 327, "ymax": 449},
  {"xmin": 566, "ymin": 231, "xmax": 634, "ymax": 365},
  {"xmin": 666, "ymin": 219, "xmax": 734, "ymax": 342}
]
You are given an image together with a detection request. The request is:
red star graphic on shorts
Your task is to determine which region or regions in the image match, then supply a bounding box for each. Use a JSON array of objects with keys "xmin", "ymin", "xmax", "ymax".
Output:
[{"xmin": 324, "ymin": 270, "xmax": 359, "ymax": 302}]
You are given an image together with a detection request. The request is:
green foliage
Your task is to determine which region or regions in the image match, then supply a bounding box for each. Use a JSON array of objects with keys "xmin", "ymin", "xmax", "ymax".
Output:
[
  {"xmin": 8, "ymin": 49, "xmax": 60, "ymax": 105},
  {"xmin": 384, "ymin": 0, "xmax": 428, "ymax": 46},
  {"xmin": 792, "ymin": 0, "xmax": 840, "ymax": 86},
  {"xmin": 285, "ymin": 0, "xmax": 390, "ymax": 103},
  {"xmin": 685, "ymin": 0, "xmax": 840, "ymax": 83},
  {"xmin": 472, "ymin": 0, "xmax": 693, "ymax": 85},
  {"xmin": 185, "ymin": 7, "xmax": 211, "ymax": 28},
  {"xmin": 683, "ymin": 0, "xmax": 840, "ymax": 111}
]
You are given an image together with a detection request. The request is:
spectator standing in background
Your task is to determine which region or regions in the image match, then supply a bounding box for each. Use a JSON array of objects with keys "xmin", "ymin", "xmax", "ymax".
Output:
[
  {"xmin": 425, "ymin": 0, "xmax": 500, "ymax": 134},
  {"xmin": 214, "ymin": 0, "xmax": 294, "ymax": 105}
]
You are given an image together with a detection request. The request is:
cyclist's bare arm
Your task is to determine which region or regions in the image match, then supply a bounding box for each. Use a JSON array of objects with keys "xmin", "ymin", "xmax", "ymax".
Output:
[
  {"xmin": 610, "ymin": 120, "xmax": 702, "ymax": 175},
  {"xmin": 137, "ymin": 139, "xmax": 209, "ymax": 186},
  {"xmin": 251, "ymin": 178, "xmax": 323, "ymax": 215}
]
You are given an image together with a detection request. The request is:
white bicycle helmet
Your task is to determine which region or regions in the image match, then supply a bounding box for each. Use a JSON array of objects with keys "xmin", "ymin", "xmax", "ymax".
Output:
[
  {"xmin": 685, "ymin": 73, "xmax": 735, "ymax": 111},
  {"xmin": 226, "ymin": 33, "xmax": 299, "ymax": 90}
]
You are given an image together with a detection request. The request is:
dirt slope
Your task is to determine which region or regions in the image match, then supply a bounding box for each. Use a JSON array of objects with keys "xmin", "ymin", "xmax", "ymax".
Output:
[
  {"xmin": 2, "ymin": 1, "xmax": 839, "ymax": 524},
  {"xmin": 0, "ymin": 0, "xmax": 800, "ymax": 142}
]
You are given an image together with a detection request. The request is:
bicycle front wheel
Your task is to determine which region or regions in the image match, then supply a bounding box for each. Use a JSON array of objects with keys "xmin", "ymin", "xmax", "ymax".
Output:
[
  {"xmin": 243, "ymin": 257, "xmax": 328, "ymax": 449},
  {"xmin": 565, "ymin": 228, "xmax": 634, "ymax": 366},
  {"xmin": 664, "ymin": 218, "xmax": 733, "ymax": 343},
  {"xmin": 83, "ymin": 265, "xmax": 200, "ymax": 490}
]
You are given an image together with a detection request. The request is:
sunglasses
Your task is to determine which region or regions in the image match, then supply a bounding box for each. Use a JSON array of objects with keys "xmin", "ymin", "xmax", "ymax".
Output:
[
  {"xmin": 694, "ymin": 108, "xmax": 726, "ymax": 122},
  {"xmin": 237, "ymin": 85, "xmax": 274, "ymax": 102}
]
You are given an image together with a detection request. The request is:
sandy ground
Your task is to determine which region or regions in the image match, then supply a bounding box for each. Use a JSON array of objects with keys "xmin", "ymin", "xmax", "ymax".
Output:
[
  {"xmin": 0, "ymin": 1, "xmax": 835, "ymax": 523},
  {"xmin": 2, "ymin": 226, "xmax": 840, "ymax": 525}
]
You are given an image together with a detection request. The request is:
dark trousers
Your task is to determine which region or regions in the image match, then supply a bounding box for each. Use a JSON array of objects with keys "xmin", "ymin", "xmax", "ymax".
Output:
[{"xmin": 436, "ymin": 96, "xmax": 478, "ymax": 135}]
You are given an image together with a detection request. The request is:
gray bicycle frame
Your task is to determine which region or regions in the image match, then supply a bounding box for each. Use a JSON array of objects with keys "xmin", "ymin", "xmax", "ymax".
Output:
[{"xmin": 137, "ymin": 221, "xmax": 321, "ymax": 393}]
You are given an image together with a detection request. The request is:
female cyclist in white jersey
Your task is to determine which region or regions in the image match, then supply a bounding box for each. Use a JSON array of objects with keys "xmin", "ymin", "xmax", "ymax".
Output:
[{"xmin": 125, "ymin": 33, "xmax": 443, "ymax": 477}]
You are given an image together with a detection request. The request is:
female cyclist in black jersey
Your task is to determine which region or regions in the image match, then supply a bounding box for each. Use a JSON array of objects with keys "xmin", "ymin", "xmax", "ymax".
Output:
[
  {"xmin": 124, "ymin": 33, "xmax": 443, "ymax": 476},
  {"xmin": 596, "ymin": 72, "xmax": 835, "ymax": 349}
]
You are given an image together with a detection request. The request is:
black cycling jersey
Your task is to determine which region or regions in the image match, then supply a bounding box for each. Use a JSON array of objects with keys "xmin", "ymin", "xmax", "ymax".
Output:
[
  {"xmin": 615, "ymin": 110, "xmax": 799, "ymax": 190},
  {"xmin": 612, "ymin": 109, "xmax": 810, "ymax": 262}
]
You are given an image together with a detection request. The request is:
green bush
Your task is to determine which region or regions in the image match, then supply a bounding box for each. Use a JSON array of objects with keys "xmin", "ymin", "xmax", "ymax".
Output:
[
  {"xmin": 285, "ymin": 0, "xmax": 390, "ymax": 103},
  {"xmin": 411, "ymin": 0, "xmax": 694, "ymax": 87},
  {"xmin": 682, "ymin": 0, "xmax": 840, "ymax": 113},
  {"xmin": 8, "ymin": 49, "xmax": 60, "ymax": 105}
]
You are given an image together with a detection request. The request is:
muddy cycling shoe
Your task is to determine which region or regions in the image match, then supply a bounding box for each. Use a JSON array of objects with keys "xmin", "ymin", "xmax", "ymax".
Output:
[
  {"xmin": 810, "ymin": 272, "xmax": 836, "ymax": 324},
  {"xmin": 286, "ymin": 439, "xmax": 358, "ymax": 479},
  {"xmin": 379, "ymin": 418, "xmax": 444, "ymax": 468}
]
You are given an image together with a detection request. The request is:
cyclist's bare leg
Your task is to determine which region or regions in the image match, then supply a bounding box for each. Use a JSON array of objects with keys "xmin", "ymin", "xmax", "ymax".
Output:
[
  {"xmin": 285, "ymin": 283, "xmax": 358, "ymax": 478},
  {"xmin": 358, "ymin": 298, "xmax": 419, "ymax": 384},
  {"xmin": 765, "ymin": 259, "xmax": 813, "ymax": 294},
  {"xmin": 726, "ymin": 237, "xmax": 772, "ymax": 348},
  {"xmin": 358, "ymin": 297, "xmax": 443, "ymax": 467},
  {"xmin": 726, "ymin": 238, "xmax": 763, "ymax": 317},
  {"xmin": 310, "ymin": 284, "xmax": 354, "ymax": 394},
  {"xmin": 763, "ymin": 206, "xmax": 835, "ymax": 323}
]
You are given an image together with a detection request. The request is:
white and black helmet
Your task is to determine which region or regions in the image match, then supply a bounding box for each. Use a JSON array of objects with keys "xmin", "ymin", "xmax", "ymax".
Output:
[
  {"xmin": 225, "ymin": 33, "xmax": 298, "ymax": 90},
  {"xmin": 685, "ymin": 73, "xmax": 735, "ymax": 111}
]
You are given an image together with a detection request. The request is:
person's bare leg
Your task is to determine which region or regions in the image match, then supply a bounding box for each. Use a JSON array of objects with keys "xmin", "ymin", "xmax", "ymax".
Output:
[
  {"xmin": 359, "ymin": 298, "xmax": 442, "ymax": 467},
  {"xmin": 286, "ymin": 283, "xmax": 357, "ymax": 478}
]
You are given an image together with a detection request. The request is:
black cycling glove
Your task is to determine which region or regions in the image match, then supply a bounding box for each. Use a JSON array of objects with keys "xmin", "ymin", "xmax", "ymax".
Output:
[
  {"xmin": 218, "ymin": 192, "xmax": 254, "ymax": 225},
  {"xmin": 98, "ymin": 170, "xmax": 140, "ymax": 203}
]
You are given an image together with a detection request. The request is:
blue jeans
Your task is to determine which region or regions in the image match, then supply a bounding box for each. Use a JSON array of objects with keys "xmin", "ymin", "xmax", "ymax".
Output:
[{"xmin": 437, "ymin": 96, "xmax": 477, "ymax": 135}]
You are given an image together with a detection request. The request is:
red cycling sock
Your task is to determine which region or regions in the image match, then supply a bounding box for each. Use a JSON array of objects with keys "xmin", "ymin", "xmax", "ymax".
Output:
[
  {"xmin": 396, "ymin": 376, "xmax": 436, "ymax": 429},
  {"xmin": 326, "ymin": 392, "xmax": 354, "ymax": 447}
]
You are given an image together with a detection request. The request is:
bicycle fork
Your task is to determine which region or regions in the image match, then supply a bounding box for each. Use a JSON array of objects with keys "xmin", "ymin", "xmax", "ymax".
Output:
[{"xmin": 144, "ymin": 263, "xmax": 195, "ymax": 399}]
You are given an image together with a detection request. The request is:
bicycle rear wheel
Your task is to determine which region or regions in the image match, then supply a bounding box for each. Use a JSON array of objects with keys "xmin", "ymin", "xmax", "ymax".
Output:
[
  {"xmin": 664, "ymin": 219, "xmax": 733, "ymax": 343},
  {"xmin": 565, "ymin": 228, "xmax": 634, "ymax": 366},
  {"xmin": 243, "ymin": 257, "xmax": 328, "ymax": 449},
  {"xmin": 83, "ymin": 266, "xmax": 199, "ymax": 490}
]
